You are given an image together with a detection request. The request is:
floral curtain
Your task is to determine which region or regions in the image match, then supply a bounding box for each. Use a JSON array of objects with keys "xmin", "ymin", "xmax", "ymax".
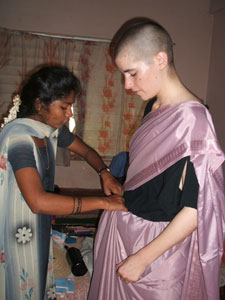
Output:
[
  {"xmin": 0, "ymin": 27, "xmax": 146, "ymax": 162},
  {"xmin": 82, "ymin": 43, "xmax": 146, "ymax": 156}
]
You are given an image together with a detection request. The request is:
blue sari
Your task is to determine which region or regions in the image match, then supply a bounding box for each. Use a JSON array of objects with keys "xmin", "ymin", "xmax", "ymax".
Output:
[{"xmin": 0, "ymin": 118, "xmax": 59, "ymax": 300}]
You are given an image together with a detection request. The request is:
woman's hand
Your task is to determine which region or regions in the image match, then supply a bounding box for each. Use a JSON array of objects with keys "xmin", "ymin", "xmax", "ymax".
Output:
[
  {"xmin": 117, "ymin": 206, "xmax": 197, "ymax": 284},
  {"xmin": 117, "ymin": 253, "xmax": 148, "ymax": 284},
  {"xmin": 102, "ymin": 194, "xmax": 127, "ymax": 212},
  {"xmin": 101, "ymin": 171, "xmax": 123, "ymax": 196}
]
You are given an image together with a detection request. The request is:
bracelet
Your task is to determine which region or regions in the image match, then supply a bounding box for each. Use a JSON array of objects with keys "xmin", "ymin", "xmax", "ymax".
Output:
[
  {"xmin": 98, "ymin": 167, "xmax": 110, "ymax": 177},
  {"xmin": 71, "ymin": 196, "xmax": 76, "ymax": 215},
  {"xmin": 75, "ymin": 196, "xmax": 82, "ymax": 215}
]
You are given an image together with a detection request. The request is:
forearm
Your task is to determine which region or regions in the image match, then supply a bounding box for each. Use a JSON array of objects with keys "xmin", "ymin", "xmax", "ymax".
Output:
[
  {"xmin": 137, "ymin": 207, "xmax": 197, "ymax": 266},
  {"xmin": 67, "ymin": 136, "xmax": 108, "ymax": 173},
  {"xmin": 82, "ymin": 147, "xmax": 107, "ymax": 173},
  {"xmin": 34, "ymin": 192, "xmax": 105, "ymax": 215},
  {"xmin": 15, "ymin": 167, "xmax": 106, "ymax": 215}
]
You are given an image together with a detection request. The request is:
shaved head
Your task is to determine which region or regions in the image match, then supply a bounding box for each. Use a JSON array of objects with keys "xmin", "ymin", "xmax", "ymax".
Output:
[{"xmin": 112, "ymin": 18, "xmax": 174, "ymax": 66}]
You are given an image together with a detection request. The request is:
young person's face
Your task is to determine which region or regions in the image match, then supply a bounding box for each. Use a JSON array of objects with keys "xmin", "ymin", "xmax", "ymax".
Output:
[
  {"xmin": 115, "ymin": 48, "xmax": 161, "ymax": 101},
  {"xmin": 38, "ymin": 90, "xmax": 75, "ymax": 128}
]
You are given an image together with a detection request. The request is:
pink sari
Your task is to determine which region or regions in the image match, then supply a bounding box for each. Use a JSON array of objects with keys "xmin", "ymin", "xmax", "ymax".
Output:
[{"xmin": 88, "ymin": 101, "xmax": 225, "ymax": 300}]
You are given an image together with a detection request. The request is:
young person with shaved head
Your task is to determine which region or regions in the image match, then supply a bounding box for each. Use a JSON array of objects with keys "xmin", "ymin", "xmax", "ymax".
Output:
[{"xmin": 88, "ymin": 18, "xmax": 225, "ymax": 300}]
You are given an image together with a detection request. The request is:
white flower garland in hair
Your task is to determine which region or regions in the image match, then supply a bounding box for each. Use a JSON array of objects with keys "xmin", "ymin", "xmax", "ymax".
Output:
[{"xmin": 1, "ymin": 94, "xmax": 21, "ymax": 129}]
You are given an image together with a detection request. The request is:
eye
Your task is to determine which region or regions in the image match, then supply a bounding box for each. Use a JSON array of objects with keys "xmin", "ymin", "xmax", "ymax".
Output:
[
  {"xmin": 61, "ymin": 106, "xmax": 67, "ymax": 110},
  {"xmin": 130, "ymin": 73, "xmax": 136, "ymax": 77}
]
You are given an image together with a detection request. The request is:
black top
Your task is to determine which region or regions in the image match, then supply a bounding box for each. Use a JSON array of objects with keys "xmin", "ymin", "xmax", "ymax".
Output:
[
  {"xmin": 143, "ymin": 97, "xmax": 157, "ymax": 118},
  {"xmin": 124, "ymin": 156, "xmax": 199, "ymax": 222},
  {"xmin": 123, "ymin": 97, "xmax": 200, "ymax": 222}
]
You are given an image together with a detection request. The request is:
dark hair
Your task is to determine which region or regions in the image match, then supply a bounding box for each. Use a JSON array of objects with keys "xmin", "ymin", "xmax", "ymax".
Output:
[
  {"xmin": 111, "ymin": 17, "xmax": 174, "ymax": 66},
  {"xmin": 17, "ymin": 64, "xmax": 81, "ymax": 118}
]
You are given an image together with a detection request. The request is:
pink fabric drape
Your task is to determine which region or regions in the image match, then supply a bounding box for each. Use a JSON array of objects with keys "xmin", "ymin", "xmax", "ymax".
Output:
[
  {"xmin": 89, "ymin": 101, "xmax": 225, "ymax": 300},
  {"xmin": 124, "ymin": 101, "xmax": 225, "ymax": 299}
]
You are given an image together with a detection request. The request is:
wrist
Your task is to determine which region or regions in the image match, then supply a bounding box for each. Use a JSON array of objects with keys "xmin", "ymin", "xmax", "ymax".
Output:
[
  {"xmin": 137, "ymin": 247, "xmax": 154, "ymax": 267},
  {"xmin": 70, "ymin": 196, "xmax": 82, "ymax": 215},
  {"xmin": 98, "ymin": 197, "xmax": 108, "ymax": 210},
  {"xmin": 98, "ymin": 167, "xmax": 111, "ymax": 177}
]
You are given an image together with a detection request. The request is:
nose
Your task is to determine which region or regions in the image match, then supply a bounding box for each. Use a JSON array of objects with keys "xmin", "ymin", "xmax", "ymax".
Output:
[
  {"xmin": 124, "ymin": 76, "xmax": 133, "ymax": 90},
  {"xmin": 66, "ymin": 106, "xmax": 73, "ymax": 118}
]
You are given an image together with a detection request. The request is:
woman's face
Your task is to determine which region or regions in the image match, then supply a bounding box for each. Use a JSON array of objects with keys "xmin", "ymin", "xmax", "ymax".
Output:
[
  {"xmin": 115, "ymin": 48, "xmax": 161, "ymax": 101},
  {"xmin": 38, "ymin": 90, "xmax": 75, "ymax": 128}
]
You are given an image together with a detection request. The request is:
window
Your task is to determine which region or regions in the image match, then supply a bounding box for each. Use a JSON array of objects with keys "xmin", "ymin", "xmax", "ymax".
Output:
[{"xmin": 0, "ymin": 28, "xmax": 145, "ymax": 164}]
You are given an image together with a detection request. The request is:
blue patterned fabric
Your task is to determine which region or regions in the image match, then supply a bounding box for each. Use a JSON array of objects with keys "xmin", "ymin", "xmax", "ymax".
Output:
[{"xmin": 0, "ymin": 118, "xmax": 60, "ymax": 300}]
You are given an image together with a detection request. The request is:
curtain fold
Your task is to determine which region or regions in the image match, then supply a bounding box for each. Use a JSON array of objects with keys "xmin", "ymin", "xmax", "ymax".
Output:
[
  {"xmin": 82, "ymin": 42, "xmax": 146, "ymax": 157},
  {"xmin": 0, "ymin": 27, "xmax": 145, "ymax": 164}
]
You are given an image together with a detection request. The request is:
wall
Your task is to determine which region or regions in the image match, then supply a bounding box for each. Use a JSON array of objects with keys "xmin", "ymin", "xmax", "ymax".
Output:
[
  {"xmin": 206, "ymin": 7, "xmax": 225, "ymax": 174},
  {"xmin": 55, "ymin": 159, "xmax": 111, "ymax": 189},
  {"xmin": 1, "ymin": 0, "xmax": 223, "ymax": 187},
  {"xmin": 0, "ymin": 0, "xmax": 212, "ymax": 99}
]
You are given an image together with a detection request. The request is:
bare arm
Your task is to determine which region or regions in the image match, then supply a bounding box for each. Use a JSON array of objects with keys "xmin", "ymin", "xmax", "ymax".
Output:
[
  {"xmin": 117, "ymin": 206, "xmax": 197, "ymax": 283},
  {"xmin": 15, "ymin": 167, "xmax": 127, "ymax": 215},
  {"xmin": 67, "ymin": 135, "xmax": 123, "ymax": 196}
]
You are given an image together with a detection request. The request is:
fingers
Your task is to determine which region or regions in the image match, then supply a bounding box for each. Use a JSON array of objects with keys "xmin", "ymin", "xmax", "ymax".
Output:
[
  {"xmin": 111, "ymin": 184, "xmax": 123, "ymax": 195},
  {"xmin": 115, "ymin": 201, "xmax": 127, "ymax": 212},
  {"xmin": 104, "ymin": 194, "xmax": 127, "ymax": 211},
  {"xmin": 116, "ymin": 258, "xmax": 141, "ymax": 284},
  {"xmin": 111, "ymin": 195, "xmax": 127, "ymax": 212},
  {"xmin": 117, "ymin": 205, "xmax": 127, "ymax": 212},
  {"xmin": 105, "ymin": 185, "xmax": 123, "ymax": 196},
  {"xmin": 119, "ymin": 276, "xmax": 130, "ymax": 284},
  {"xmin": 104, "ymin": 188, "xmax": 112, "ymax": 196},
  {"xmin": 102, "ymin": 175, "xmax": 123, "ymax": 196},
  {"xmin": 117, "ymin": 269, "xmax": 131, "ymax": 284},
  {"xmin": 116, "ymin": 188, "xmax": 123, "ymax": 197},
  {"xmin": 124, "ymin": 278, "xmax": 130, "ymax": 284},
  {"xmin": 108, "ymin": 194, "xmax": 123, "ymax": 201},
  {"xmin": 118, "ymin": 205, "xmax": 128, "ymax": 212},
  {"xmin": 116, "ymin": 200, "xmax": 127, "ymax": 211}
]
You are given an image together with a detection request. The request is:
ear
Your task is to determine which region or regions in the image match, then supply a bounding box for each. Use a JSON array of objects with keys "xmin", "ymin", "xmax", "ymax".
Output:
[
  {"xmin": 34, "ymin": 98, "xmax": 42, "ymax": 112},
  {"xmin": 155, "ymin": 51, "xmax": 168, "ymax": 70}
]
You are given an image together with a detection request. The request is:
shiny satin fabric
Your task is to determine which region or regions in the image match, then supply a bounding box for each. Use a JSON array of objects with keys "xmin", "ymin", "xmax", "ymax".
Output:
[
  {"xmin": 89, "ymin": 210, "xmax": 195, "ymax": 300},
  {"xmin": 125, "ymin": 101, "xmax": 224, "ymax": 190},
  {"xmin": 88, "ymin": 101, "xmax": 225, "ymax": 300}
]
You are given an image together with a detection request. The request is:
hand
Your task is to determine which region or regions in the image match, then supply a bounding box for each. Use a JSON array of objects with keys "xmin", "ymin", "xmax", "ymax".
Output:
[
  {"xmin": 116, "ymin": 253, "xmax": 148, "ymax": 284},
  {"xmin": 103, "ymin": 195, "xmax": 127, "ymax": 212},
  {"xmin": 101, "ymin": 171, "xmax": 123, "ymax": 196}
]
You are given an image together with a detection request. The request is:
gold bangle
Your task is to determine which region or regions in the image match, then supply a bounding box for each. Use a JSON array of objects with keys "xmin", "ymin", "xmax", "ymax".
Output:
[
  {"xmin": 71, "ymin": 196, "xmax": 76, "ymax": 215},
  {"xmin": 75, "ymin": 196, "xmax": 82, "ymax": 215}
]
